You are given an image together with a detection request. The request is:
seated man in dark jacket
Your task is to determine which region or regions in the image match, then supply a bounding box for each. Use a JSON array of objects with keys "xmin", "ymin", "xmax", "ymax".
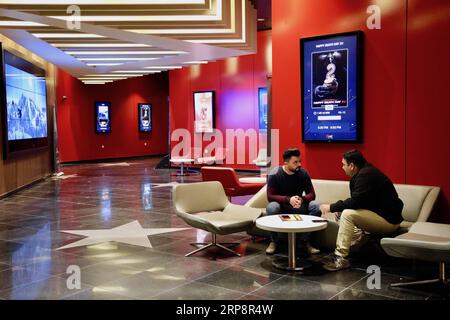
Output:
[
  {"xmin": 320, "ymin": 149, "xmax": 404, "ymax": 271},
  {"xmin": 265, "ymin": 148, "xmax": 321, "ymax": 255}
]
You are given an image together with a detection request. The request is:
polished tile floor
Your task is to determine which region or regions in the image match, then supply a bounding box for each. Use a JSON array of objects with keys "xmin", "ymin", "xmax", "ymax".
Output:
[{"xmin": 0, "ymin": 158, "xmax": 448, "ymax": 300}]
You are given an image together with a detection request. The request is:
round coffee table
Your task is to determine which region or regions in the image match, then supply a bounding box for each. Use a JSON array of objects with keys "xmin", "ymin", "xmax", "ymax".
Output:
[
  {"xmin": 256, "ymin": 215, "xmax": 327, "ymax": 271},
  {"xmin": 170, "ymin": 158, "xmax": 194, "ymax": 176}
]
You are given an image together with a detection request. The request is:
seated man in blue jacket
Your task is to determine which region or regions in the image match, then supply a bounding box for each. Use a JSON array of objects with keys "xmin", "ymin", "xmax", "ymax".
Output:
[
  {"xmin": 265, "ymin": 148, "xmax": 321, "ymax": 255},
  {"xmin": 320, "ymin": 149, "xmax": 404, "ymax": 271}
]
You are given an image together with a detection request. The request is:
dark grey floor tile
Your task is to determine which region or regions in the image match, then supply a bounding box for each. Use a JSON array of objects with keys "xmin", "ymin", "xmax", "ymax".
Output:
[
  {"xmin": 198, "ymin": 265, "xmax": 283, "ymax": 294},
  {"xmin": 94, "ymin": 269, "xmax": 190, "ymax": 299},
  {"xmin": 152, "ymin": 281, "xmax": 243, "ymax": 300},
  {"xmin": 349, "ymin": 273, "xmax": 433, "ymax": 300},
  {"xmin": 238, "ymin": 293, "xmax": 274, "ymax": 300},
  {"xmin": 0, "ymin": 266, "xmax": 52, "ymax": 291},
  {"xmin": 63, "ymin": 288, "xmax": 135, "ymax": 300},
  {"xmin": 98, "ymin": 250, "xmax": 182, "ymax": 270},
  {"xmin": 1, "ymin": 249, "xmax": 98, "ymax": 275},
  {"xmin": 153, "ymin": 237, "xmax": 263, "ymax": 265},
  {"xmin": 57, "ymin": 241, "xmax": 149, "ymax": 261},
  {"xmin": 250, "ymin": 276, "xmax": 346, "ymax": 300},
  {"xmin": 77, "ymin": 262, "xmax": 142, "ymax": 286},
  {"xmin": 331, "ymin": 288, "xmax": 398, "ymax": 300},
  {"xmin": 290, "ymin": 268, "xmax": 369, "ymax": 288},
  {"xmin": 0, "ymin": 275, "xmax": 92, "ymax": 300}
]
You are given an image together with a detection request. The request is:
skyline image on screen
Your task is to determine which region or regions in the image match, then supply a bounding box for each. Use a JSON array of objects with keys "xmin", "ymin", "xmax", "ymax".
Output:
[{"xmin": 5, "ymin": 64, "xmax": 47, "ymax": 141}]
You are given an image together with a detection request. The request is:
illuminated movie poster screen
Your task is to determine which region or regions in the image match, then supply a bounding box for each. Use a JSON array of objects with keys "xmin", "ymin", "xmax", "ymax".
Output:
[
  {"xmin": 301, "ymin": 31, "xmax": 363, "ymax": 142},
  {"xmin": 193, "ymin": 91, "xmax": 215, "ymax": 134},
  {"xmin": 258, "ymin": 87, "xmax": 268, "ymax": 131},
  {"xmin": 138, "ymin": 103, "xmax": 152, "ymax": 132},
  {"xmin": 95, "ymin": 101, "xmax": 111, "ymax": 133}
]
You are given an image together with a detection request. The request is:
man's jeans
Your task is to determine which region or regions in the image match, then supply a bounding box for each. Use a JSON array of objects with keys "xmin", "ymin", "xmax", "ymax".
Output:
[{"xmin": 265, "ymin": 201, "xmax": 321, "ymax": 243}]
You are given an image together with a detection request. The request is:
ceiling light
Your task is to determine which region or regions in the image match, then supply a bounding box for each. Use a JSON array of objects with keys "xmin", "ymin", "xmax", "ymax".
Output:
[
  {"xmin": 79, "ymin": 78, "xmax": 126, "ymax": 81},
  {"xmin": 66, "ymin": 51, "xmax": 186, "ymax": 55},
  {"xmin": 183, "ymin": 61, "xmax": 208, "ymax": 64},
  {"xmin": 144, "ymin": 66, "xmax": 182, "ymax": 69},
  {"xmin": 1, "ymin": 0, "xmax": 205, "ymax": 4},
  {"xmin": 33, "ymin": 33, "xmax": 105, "ymax": 38},
  {"xmin": 0, "ymin": 21, "xmax": 47, "ymax": 27},
  {"xmin": 86, "ymin": 63, "xmax": 123, "ymax": 66},
  {"xmin": 77, "ymin": 57, "xmax": 158, "ymax": 61},
  {"xmin": 112, "ymin": 70, "xmax": 159, "ymax": 73},
  {"xmin": 51, "ymin": 43, "xmax": 152, "ymax": 48},
  {"xmin": 83, "ymin": 74, "xmax": 144, "ymax": 77}
]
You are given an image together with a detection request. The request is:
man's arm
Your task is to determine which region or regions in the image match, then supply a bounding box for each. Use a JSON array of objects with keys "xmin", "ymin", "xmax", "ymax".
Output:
[
  {"xmin": 302, "ymin": 171, "xmax": 316, "ymax": 203},
  {"xmin": 267, "ymin": 171, "xmax": 290, "ymax": 204},
  {"xmin": 267, "ymin": 186, "xmax": 290, "ymax": 204},
  {"xmin": 330, "ymin": 173, "xmax": 373, "ymax": 212}
]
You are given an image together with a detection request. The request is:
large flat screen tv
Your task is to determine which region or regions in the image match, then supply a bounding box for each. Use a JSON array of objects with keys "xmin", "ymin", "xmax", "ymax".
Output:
[
  {"xmin": 1, "ymin": 45, "xmax": 49, "ymax": 159},
  {"xmin": 138, "ymin": 103, "xmax": 152, "ymax": 133},
  {"xmin": 95, "ymin": 101, "xmax": 111, "ymax": 133},
  {"xmin": 193, "ymin": 91, "xmax": 215, "ymax": 134},
  {"xmin": 300, "ymin": 31, "xmax": 363, "ymax": 143}
]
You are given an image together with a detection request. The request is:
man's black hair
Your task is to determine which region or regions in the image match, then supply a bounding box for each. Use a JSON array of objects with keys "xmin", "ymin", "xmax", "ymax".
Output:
[
  {"xmin": 343, "ymin": 149, "xmax": 367, "ymax": 168},
  {"xmin": 283, "ymin": 148, "xmax": 300, "ymax": 162}
]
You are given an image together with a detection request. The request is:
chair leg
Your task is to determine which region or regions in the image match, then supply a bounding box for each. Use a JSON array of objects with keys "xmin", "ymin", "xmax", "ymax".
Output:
[
  {"xmin": 185, "ymin": 243, "xmax": 214, "ymax": 257},
  {"xmin": 390, "ymin": 262, "xmax": 449, "ymax": 288},
  {"xmin": 185, "ymin": 233, "xmax": 241, "ymax": 257},
  {"xmin": 190, "ymin": 242, "xmax": 210, "ymax": 247},
  {"xmin": 216, "ymin": 243, "xmax": 241, "ymax": 257}
]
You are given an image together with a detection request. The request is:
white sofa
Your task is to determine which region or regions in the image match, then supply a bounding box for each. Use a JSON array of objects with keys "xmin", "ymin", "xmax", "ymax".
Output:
[{"xmin": 245, "ymin": 179, "xmax": 440, "ymax": 250}]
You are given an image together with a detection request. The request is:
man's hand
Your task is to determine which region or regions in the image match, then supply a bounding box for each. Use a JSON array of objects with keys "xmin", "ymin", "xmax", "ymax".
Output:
[
  {"xmin": 289, "ymin": 196, "xmax": 302, "ymax": 209},
  {"xmin": 319, "ymin": 204, "xmax": 331, "ymax": 215},
  {"xmin": 334, "ymin": 212, "xmax": 342, "ymax": 221}
]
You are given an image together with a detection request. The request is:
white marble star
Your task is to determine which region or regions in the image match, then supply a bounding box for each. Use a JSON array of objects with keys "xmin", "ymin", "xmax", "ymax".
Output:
[
  {"xmin": 57, "ymin": 220, "xmax": 189, "ymax": 250},
  {"xmin": 151, "ymin": 182, "xmax": 180, "ymax": 189}
]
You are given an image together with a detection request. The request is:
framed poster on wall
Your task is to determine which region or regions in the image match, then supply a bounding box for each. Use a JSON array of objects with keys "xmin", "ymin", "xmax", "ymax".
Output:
[
  {"xmin": 193, "ymin": 91, "xmax": 215, "ymax": 134},
  {"xmin": 138, "ymin": 103, "xmax": 152, "ymax": 133},
  {"xmin": 258, "ymin": 87, "xmax": 268, "ymax": 131},
  {"xmin": 300, "ymin": 31, "xmax": 363, "ymax": 143},
  {"xmin": 95, "ymin": 101, "xmax": 111, "ymax": 133}
]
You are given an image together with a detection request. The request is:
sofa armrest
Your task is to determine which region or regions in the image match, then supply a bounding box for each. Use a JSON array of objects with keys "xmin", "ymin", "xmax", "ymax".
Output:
[
  {"xmin": 416, "ymin": 187, "xmax": 440, "ymax": 223},
  {"xmin": 244, "ymin": 185, "xmax": 268, "ymax": 209}
]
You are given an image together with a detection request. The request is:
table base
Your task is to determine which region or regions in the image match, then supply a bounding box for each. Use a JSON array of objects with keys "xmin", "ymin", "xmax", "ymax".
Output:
[{"xmin": 272, "ymin": 256, "xmax": 312, "ymax": 271}]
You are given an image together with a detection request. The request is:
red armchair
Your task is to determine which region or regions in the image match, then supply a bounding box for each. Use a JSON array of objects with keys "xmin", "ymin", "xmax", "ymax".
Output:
[{"xmin": 201, "ymin": 166, "xmax": 266, "ymax": 198}]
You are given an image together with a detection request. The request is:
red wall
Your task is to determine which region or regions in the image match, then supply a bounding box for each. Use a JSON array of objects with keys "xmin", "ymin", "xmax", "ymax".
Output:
[
  {"xmin": 56, "ymin": 69, "xmax": 169, "ymax": 162},
  {"xmin": 273, "ymin": 0, "xmax": 450, "ymax": 221},
  {"xmin": 169, "ymin": 30, "xmax": 272, "ymax": 170}
]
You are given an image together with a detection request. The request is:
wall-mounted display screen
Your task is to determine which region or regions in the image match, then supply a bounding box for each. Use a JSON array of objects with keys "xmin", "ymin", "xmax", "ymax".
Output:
[
  {"xmin": 1, "ymin": 46, "xmax": 49, "ymax": 159},
  {"xmin": 258, "ymin": 87, "xmax": 268, "ymax": 131},
  {"xmin": 193, "ymin": 91, "xmax": 215, "ymax": 134},
  {"xmin": 300, "ymin": 31, "xmax": 363, "ymax": 143},
  {"xmin": 138, "ymin": 103, "xmax": 152, "ymax": 133},
  {"xmin": 95, "ymin": 101, "xmax": 111, "ymax": 133}
]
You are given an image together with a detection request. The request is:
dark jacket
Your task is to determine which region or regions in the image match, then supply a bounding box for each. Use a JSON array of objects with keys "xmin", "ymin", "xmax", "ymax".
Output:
[{"xmin": 330, "ymin": 164, "xmax": 404, "ymax": 225}]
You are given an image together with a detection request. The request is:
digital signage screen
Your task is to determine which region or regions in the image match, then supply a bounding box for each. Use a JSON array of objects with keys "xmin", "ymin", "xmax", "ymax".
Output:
[
  {"xmin": 1, "ymin": 46, "xmax": 49, "ymax": 159},
  {"xmin": 95, "ymin": 101, "xmax": 111, "ymax": 133},
  {"xmin": 193, "ymin": 91, "xmax": 215, "ymax": 134},
  {"xmin": 300, "ymin": 31, "xmax": 363, "ymax": 143},
  {"xmin": 138, "ymin": 103, "xmax": 152, "ymax": 133},
  {"xmin": 258, "ymin": 87, "xmax": 268, "ymax": 131}
]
